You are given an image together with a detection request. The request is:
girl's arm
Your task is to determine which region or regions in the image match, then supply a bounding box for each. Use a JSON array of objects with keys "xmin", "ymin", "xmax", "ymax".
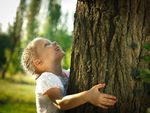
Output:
[{"xmin": 45, "ymin": 83, "xmax": 116, "ymax": 110}]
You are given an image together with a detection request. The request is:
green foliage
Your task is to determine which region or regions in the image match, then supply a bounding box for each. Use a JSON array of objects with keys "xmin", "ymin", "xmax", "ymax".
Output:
[
  {"xmin": 48, "ymin": 0, "xmax": 61, "ymax": 31},
  {"xmin": 63, "ymin": 48, "xmax": 71, "ymax": 69},
  {"xmin": 26, "ymin": 0, "xmax": 42, "ymax": 41},
  {"xmin": 13, "ymin": 0, "xmax": 26, "ymax": 38},
  {"xmin": 141, "ymin": 56, "xmax": 150, "ymax": 62},
  {"xmin": 42, "ymin": 0, "xmax": 62, "ymax": 38},
  {"xmin": 1, "ymin": 25, "xmax": 24, "ymax": 76},
  {"xmin": 138, "ymin": 43, "xmax": 150, "ymax": 83},
  {"xmin": 141, "ymin": 43, "xmax": 150, "ymax": 62},
  {"xmin": 0, "ymin": 0, "xmax": 27, "ymax": 78},
  {"xmin": 136, "ymin": 69, "xmax": 150, "ymax": 83},
  {"xmin": 0, "ymin": 33, "xmax": 12, "ymax": 70},
  {"xmin": 144, "ymin": 43, "xmax": 150, "ymax": 50},
  {"xmin": 7, "ymin": 46, "xmax": 23, "ymax": 75}
]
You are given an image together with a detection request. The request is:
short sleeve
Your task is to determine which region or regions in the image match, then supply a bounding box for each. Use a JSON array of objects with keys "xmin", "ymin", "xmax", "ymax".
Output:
[{"xmin": 36, "ymin": 72, "xmax": 64, "ymax": 94}]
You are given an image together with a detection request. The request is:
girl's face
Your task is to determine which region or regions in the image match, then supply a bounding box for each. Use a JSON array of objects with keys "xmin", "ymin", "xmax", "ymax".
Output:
[{"xmin": 34, "ymin": 38, "xmax": 65, "ymax": 71}]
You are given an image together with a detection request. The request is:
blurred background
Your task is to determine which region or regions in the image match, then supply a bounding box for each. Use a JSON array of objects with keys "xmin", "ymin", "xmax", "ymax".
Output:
[{"xmin": 0, "ymin": 0, "xmax": 76, "ymax": 112}]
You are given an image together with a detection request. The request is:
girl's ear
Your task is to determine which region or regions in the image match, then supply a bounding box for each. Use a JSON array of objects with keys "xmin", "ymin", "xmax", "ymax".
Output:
[{"xmin": 33, "ymin": 59, "xmax": 42, "ymax": 67}]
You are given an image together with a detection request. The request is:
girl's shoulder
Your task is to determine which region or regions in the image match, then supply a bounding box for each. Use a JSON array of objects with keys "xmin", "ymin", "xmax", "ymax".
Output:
[
  {"xmin": 36, "ymin": 72, "xmax": 60, "ymax": 83},
  {"xmin": 35, "ymin": 72, "xmax": 64, "ymax": 94}
]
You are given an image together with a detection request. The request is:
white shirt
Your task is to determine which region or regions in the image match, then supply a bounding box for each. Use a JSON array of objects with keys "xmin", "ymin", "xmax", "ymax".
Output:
[{"xmin": 35, "ymin": 70, "xmax": 69, "ymax": 113}]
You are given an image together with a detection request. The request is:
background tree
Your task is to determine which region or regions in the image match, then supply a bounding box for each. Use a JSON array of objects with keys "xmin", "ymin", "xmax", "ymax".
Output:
[
  {"xmin": 26, "ymin": 0, "xmax": 41, "ymax": 42},
  {"xmin": 0, "ymin": 33, "xmax": 11, "ymax": 72},
  {"xmin": 66, "ymin": 0, "xmax": 150, "ymax": 113},
  {"xmin": 1, "ymin": 0, "xmax": 26, "ymax": 78},
  {"xmin": 45, "ymin": 0, "xmax": 61, "ymax": 37},
  {"xmin": 0, "ymin": 0, "xmax": 72, "ymax": 78}
]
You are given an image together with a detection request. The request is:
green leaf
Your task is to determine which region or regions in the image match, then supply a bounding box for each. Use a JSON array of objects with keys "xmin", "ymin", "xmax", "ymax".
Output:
[
  {"xmin": 141, "ymin": 56, "xmax": 150, "ymax": 62},
  {"xmin": 137, "ymin": 69, "xmax": 150, "ymax": 79},
  {"xmin": 142, "ymin": 78, "xmax": 150, "ymax": 83},
  {"xmin": 143, "ymin": 43, "xmax": 150, "ymax": 50}
]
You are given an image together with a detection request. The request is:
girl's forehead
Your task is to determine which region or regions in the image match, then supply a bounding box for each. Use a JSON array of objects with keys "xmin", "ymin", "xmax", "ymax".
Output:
[{"xmin": 35, "ymin": 38, "xmax": 51, "ymax": 45}]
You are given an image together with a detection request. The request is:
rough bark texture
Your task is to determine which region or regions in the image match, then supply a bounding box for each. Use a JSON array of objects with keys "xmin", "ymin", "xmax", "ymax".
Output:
[{"xmin": 66, "ymin": 0, "xmax": 150, "ymax": 113}]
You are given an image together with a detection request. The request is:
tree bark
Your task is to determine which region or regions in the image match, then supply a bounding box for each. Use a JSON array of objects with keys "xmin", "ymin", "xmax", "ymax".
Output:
[{"xmin": 66, "ymin": 0, "xmax": 150, "ymax": 113}]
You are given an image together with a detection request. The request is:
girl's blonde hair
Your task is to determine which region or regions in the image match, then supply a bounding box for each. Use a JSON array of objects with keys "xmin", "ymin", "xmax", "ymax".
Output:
[{"xmin": 21, "ymin": 37, "xmax": 43, "ymax": 74}]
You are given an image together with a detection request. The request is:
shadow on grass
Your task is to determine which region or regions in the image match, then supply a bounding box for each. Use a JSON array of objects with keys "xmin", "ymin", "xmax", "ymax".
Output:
[
  {"xmin": 4, "ymin": 77, "xmax": 35, "ymax": 85},
  {"xmin": 0, "ymin": 78, "xmax": 36, "ymax": 113},
  {"xmin": 0, "ymin": 97, "xmax": 35, "ymax": 105},
  {"xmin": 0, "ymin": 97, "xmax": 9, "ymax": 105},
  {"xmin": 0, "ymin": 99, "xmax": 36, "ymax": 113}
]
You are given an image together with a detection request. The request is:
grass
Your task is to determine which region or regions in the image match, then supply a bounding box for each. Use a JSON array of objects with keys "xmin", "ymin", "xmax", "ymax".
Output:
[{"xmin": 0, "ymin": 74, "xmax": 36, "ymax": 113}]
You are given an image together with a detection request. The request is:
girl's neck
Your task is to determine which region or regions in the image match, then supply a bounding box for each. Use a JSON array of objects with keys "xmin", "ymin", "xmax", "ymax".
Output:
[
  {"xmin": 48, "ymin": 63, "xmax": 63, "ymax": 76},
  {"xmin": 49, "ymin": 65, "xmax": 62, "ymax": 76},
  {"xmin": 35, "ymin": 61, "xmax": 63, "ymax": 80}
]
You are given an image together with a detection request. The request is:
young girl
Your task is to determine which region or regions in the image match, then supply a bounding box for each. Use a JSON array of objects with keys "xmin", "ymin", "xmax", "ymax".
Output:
[{"xmin": 21, "ymin": 37, "xmax": 116, "ymax": 113}]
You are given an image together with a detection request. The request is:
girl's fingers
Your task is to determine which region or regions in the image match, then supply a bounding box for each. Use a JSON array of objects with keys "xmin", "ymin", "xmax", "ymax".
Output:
[
  {"xmin": 98, "ymin": 104, "xmax": 108, "ymax": 109},
  {"xmin": 101, "ymin": 99, "xmax": 116, "ymax": 106},
  {"xmin": 103, "ymin": 94, "xmax": 116, "ymax": 100},
  {"xmin": 102, "ymin": 96, "xmax": 116, "ymax": 102},
  {"xmin": 95, "ymin": 83, "xmax": 105, "ymax": 89}
]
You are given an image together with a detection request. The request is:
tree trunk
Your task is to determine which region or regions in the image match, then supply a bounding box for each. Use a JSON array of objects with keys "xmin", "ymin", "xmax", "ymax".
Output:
[
  {"xmin": 26, "ymin": 0, "xmax": 41, "ymax": 41},
  {"xmin": 66, "ymin": 0, "xmax": 150, "ymax": 113},
  {"xmin": 1, "ymin": 0, "xmax": 26, "ymax": 79}
]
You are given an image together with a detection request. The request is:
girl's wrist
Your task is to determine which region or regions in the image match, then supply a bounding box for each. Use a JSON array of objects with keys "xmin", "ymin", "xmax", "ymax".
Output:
[{"xmin": 84, "ymin": 90, "xmax": 91, "ymax": 103}]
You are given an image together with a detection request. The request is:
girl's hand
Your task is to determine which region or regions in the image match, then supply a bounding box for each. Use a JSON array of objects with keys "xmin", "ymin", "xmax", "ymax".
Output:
[{"xmin": 86, "ymin": 83, "xmax": 117, "ymax": 109}]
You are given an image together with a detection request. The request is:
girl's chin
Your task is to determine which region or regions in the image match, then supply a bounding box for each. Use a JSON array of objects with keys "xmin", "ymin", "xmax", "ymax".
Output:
[
  {"xmin": 60, "ymin": 50, "xmax": 65, "ymax": 56},
  {"xmin": 61, "ymin": 52, "xmax": 65, "ymax": 58},
  {"xmin": 62, "ymin": 51, "xmax": 65, "ymax": 55},
  {"xmin": 57, "ymin": 52, "xmax": 65, "ymax": 60}
]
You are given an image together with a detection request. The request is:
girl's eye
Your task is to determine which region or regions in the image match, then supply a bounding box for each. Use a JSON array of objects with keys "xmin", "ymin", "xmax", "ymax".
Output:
[{"xmin": 44, "ymin": 42, "xmax": 51, "ymax": 47}]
